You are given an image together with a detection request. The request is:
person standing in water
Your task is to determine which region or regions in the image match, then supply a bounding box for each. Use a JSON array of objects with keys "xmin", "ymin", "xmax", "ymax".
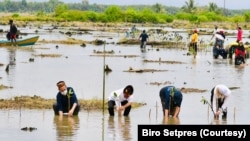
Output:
[
  {"xmin": 9, "ymin": 19, "xmax": 18, "ymax": 46},
  {"xmin": 139, "ymin": 30, "xmax": 149, "ymax": 50}
]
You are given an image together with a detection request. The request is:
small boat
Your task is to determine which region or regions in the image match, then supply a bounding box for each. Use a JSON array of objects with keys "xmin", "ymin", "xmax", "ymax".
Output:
[{"xmin": 0, "ymin": 36, "xmax": 39, "ymax": 46}]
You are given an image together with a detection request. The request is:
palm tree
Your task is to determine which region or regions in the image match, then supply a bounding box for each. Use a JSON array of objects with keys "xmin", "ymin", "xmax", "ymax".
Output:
[
  {"xmin": 152, "ymin": 3, "xmax": 165, "ymax": 13},
  {"xmin": 181, "ymin": 0, "xmax": 197, "ymax": 13},
  {"xmin": 208, "ymin": 2, "xmax": 218, "ymax": 12}
]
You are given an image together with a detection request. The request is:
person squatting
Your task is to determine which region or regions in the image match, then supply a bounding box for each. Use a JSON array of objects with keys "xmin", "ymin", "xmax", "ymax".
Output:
[{"xmin": 108, "ymin": 85, "xmax": 134, "ymax": 116}]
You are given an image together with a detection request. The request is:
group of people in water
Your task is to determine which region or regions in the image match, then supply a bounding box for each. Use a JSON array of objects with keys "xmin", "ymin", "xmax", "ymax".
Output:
[
  {"xmin": 190, "ymin": 23, "xmax": 247, "ymax": 65},
  {"xmin": 126, "ymin": 24, "xmax": 247, "ymax": 65},
  {"xmin": 53, "ymin": 81, "xmax": 231, "ymax": 123}
]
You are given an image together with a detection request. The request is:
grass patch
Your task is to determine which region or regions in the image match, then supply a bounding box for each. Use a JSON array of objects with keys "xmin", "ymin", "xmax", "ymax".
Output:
[{"xmin": 0, "ymin": 95, "xmax": 146, "ymax": 110}]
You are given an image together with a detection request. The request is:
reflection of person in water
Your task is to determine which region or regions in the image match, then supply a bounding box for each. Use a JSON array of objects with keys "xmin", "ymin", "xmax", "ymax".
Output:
[
  {"xmin": 53, "ymin": 116, "xmax": 80, "ymax": 140},
  {"xmin": 118, "ymin": 116, "xmax": 131, "ymax": 140},
  {"xmin": 107, "ymin": 116, "xmax": 131, "ymax": 140},
  {"xmin": 162, "ymin": 117, "xmax": 180, "ymax": 125}
]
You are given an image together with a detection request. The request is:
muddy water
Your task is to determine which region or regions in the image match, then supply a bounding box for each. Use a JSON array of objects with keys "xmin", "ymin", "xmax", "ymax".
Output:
[{"xmin": 0, "ymin": 25, "xmax": 250, "ymax": 141}]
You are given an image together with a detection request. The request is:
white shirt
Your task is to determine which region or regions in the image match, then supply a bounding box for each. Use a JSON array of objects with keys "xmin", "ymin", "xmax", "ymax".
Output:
[
  {"xmin": 108, "ymin": 88, "xmax": 134, "ymax": 109},
  {"xmin": 212, "ymin": 84, "xmax": 231, "ymax": 114}
]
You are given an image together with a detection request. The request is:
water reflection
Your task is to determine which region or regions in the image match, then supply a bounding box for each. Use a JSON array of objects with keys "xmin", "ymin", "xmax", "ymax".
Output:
[
  {"xmin": 162, "ymin": 117, "xmax": 180, "ymax": 125},
  {"xmin": 53, "ymin": 116, "xmax": 80, "ymax": 141},
  {"xmin": 211, "ymin": 118, "xmax": 227, "ymax": 125},
  {"xmin": 107, "ymin": 116, "xmax": 131, "ymax": 141},
  {"xmin": 6, "ymin": 47, "xmax": 16, "ymax": 75}
]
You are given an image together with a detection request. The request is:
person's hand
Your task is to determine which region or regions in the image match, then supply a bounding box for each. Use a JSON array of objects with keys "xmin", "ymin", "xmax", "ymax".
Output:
[
  {"xmin": 215, "ymin": 111, "xmax": 220, "ymax": 116},
  {"xmin": 118, "ymin": 106, "xmax": 124, "ymax": 111},
  {"xmin": 68, "ymin": 109, "xmax": 74, "ymax": 116}
]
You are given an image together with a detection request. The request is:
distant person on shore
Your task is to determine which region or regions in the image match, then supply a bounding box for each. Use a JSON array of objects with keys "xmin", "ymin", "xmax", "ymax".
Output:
[
  {"xmin": 139, "ymin": 30, "xmax": 149, "ymax": 49},
  {"xmin": 8, "ymin": 19, "xmax": 18, "ymax": 46},
  {"xmin": 236, "ymin": 23, "xmax": 243, "ymax": 43},
  {"xmin": 126, "ymin": 29, "xmax": 130, "ymax": 38},
  {"xmin": 108, "ymin": 85, "xmax": 134, "ymax": 116},
  {"xmin": 159, "ymin": 86, "xmax": 183, "ymax": 118},
  {"xmin": 210, "ymin": 84, "xmax": 231, "ymax": 120},
  {"xmin": 53, "ymin": 81, "xmax": 80, "ymax": 116},
  {"xmin": 131, "ymin": 25, "xmax": 136, "ymax": 38}
]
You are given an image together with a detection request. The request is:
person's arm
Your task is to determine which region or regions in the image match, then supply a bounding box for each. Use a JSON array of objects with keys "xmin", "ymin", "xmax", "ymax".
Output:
[
  {"xmin": 138, "ymin": 34, "xmax": 141, "ymax": 40},
  {"xmin": 68, "ymin": 103, "xmax": 77, "ymax": 116},
  {"xmin": 211, "ymin": 34, "xmax": 215, "ymax": 40},
  {"xmin": 173, "ymin": 91, "xmax": 182, "ymax": 118},
  {"xmin": 213, "ymin": 88, "xmax": 222, "ymax": 117},
  {"xmin": 173, "ymin": 106, "xmax": 180, "ymax": 118},
  {"xmin": 118, "ymin": 101, "xmax": 132, "ymax": 111},
  {"xmin": 212, "ymin": 89, "xmax": 217, "ymax": 115},
  {"xmin": 68, "ymin": 88, "xmax": 78, "ymax": 116},
  {"xmin": 221, "ymin": 96, "xmax": 230, "ymax": 111}
]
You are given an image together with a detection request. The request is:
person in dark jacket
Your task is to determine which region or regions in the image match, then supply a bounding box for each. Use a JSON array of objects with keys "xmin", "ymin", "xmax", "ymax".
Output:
[
  {"xmin": 159, "ymin": 86, "xmax": 183, "ymax": 118},
  {"xmin": 9, "ymin": 19, "xmax": 18, "ymax": 46},
  {"xmin": 139, "ymin": 30, "xmax": 149, "ymax": 49},
  {"xmin": 53, "ymin": 81, "xmax": 80, "ymax": 116}
]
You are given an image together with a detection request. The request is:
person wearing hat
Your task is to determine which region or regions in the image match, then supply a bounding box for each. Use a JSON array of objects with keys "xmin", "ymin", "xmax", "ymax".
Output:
[
  {"xmin": 107, "ymin": 85, "xmax": 134, "ymax": 116},
  {"xmin": 234, "ymin": 40, "xmax": 246, "ymax": 65},
  {"xmin": 159, "ymin": 86, "xmax": 183, "ymax": 118},
  {"xmin": 190, "ymin": 29, "xmax": 199, "ymax": 57},
  {"xmin": 210, "ymin": 84, "xmax": 231, "ymax": 120},
  {"xmin": 9, "ymin": 19, "xmax": 18, "ymax": 46},
  {"xmin": 53, "ymin": 81, "xmax": 80, "ymax": 116}
]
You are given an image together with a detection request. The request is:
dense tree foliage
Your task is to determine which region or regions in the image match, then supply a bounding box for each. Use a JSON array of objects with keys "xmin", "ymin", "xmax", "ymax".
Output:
[{"xmin": 0, "ymin": 0, "xmax": 249, "ymax": 24}]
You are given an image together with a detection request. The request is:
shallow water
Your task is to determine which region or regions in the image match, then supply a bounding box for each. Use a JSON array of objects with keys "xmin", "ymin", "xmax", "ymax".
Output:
[{"xmin": 0, "ymin": 25, "xmax": 250, "ymax": 141}]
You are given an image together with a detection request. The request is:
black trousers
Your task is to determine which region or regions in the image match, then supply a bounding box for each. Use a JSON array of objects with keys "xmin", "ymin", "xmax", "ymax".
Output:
[
  {"xmin": 108, "ymin": 100, "xmax": 131, "ymax": 116},
  {"xmin": 53, "ymin": 103, "xmax": 80, "ymax": 115}
]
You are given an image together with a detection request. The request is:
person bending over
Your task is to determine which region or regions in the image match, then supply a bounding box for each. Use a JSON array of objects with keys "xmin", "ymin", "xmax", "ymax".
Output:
[{"xmin": 108, "ymin": 85, "xmax": 134, "ymax": 116}]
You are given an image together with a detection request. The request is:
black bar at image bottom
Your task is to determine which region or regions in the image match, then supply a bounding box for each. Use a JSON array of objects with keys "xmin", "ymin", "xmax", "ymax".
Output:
[{"xmin": 138, "ymin": 125, "xmax": 250, "ymax": 141}]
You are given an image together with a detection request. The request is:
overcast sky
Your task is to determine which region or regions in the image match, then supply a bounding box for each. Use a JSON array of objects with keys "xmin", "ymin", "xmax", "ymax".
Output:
[{"xmin": 59, "ymin": 0, "xmax": 249, "ymax": 10}]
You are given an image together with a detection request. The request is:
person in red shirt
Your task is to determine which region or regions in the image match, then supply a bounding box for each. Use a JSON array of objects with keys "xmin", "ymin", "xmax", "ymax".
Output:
[
  {"xmin": 235, "ymin": 40, "xmax": 246, "ymax": 65},
  {"xmin": 236, "ymin": 23, "xmax": 243, "ymax": 43}
]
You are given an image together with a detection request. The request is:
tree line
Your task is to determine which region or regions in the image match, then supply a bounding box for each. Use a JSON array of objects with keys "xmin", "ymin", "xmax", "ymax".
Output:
[{"xmin": 2, "ymin": 0, "xmax": 250, "ymax": 24}]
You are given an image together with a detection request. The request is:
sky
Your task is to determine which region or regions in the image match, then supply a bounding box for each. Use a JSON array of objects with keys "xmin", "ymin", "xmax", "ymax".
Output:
[{"xmin": 56, "ymin": 0, "xmax": 249, "ymax": 10}]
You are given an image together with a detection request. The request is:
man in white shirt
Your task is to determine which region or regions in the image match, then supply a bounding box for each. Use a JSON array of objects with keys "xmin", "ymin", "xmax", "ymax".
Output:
[
  {"xmin": 210, "ymin": 84, "xmax": 231, "ymax": 120},
  {"xmin": 108, "ymin": 85, "xmax": 134, "ymax": 116}
]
